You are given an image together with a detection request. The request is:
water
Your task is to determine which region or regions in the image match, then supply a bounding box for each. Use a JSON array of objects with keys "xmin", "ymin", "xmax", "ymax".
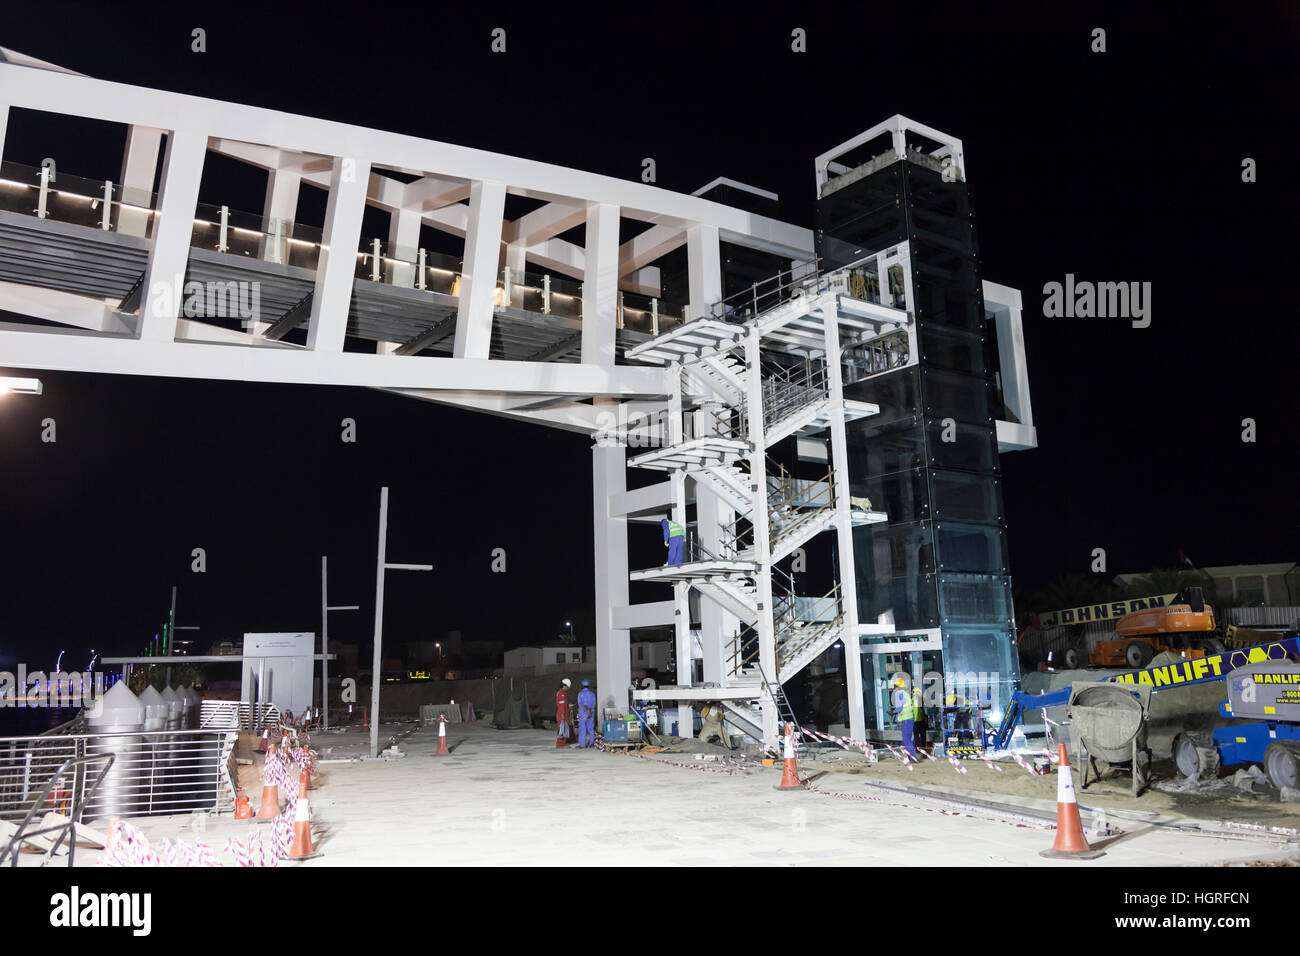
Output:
[{"xmin": 0, "ymin": 706, "xmax": 83, "ymax": 737}]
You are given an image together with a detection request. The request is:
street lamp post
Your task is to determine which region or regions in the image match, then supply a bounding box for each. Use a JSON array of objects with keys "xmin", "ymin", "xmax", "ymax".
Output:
[
  {"xmin": 369, "ymin": 487, "xmax": 433, "ymax": 758},
  {"xmin": 321, "ymin": 555, "xmax": 360, "ymax": 730}
]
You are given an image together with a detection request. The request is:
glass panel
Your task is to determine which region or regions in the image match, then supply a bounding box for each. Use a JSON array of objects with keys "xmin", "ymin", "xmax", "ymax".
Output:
[
  {"xmin": 845, "ymin": 366, "xmax": 921, "ymax": 425},
  {"xmin": 930, "ymin": 469, "xmax": 1003, "ymax": 524},
  {"xmin": 937, "ymin": 572, "xmax": 1013, "ymax": 626},
  {"xmin": 934, "ymin": 521, "xmax": 1008, "ymax": 574},
  {"xmin": 922, "ymin": 366, "xmax": 992, "ymax": 424},
  {"xmin": 815, "ymin": 167, "xmax": 906, "ymax": 265},
  {"xmin": 925, "ymin": 418, "xmax": 998, "ymax": 474},
  {"xmin": 847, "ymin": 416, "xmax": 926, "ymax": 478},
  {"xmin": 921, "ymin": 324, "xmax": 986, "ymax": 374},
  {"xmin": 0, "ymin": 160, "xmax": 160, "ymax": 238},
  {"xmin": 913, "ymin": 262, "xmax": 983, "ymax": 329},
  {"xmin": 853, "ymin": 467, "xmax": 930, "ymax": 524},
  {"xmin": 855, "ymin": 570, "xmax": 940, "ymax": 630},
  {"xmin": 941, "ymin": 624, "xmax": 1020, "ymax": 718},
  {"xmin": 855, "ymin": 522, "xmax": 936, "ymax": 578}
]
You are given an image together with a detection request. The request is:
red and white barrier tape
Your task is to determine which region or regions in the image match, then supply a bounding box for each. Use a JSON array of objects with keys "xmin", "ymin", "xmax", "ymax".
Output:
[{"xmin": 1009, "ymin": 750, "xmax": 1045, "ymax": 776}]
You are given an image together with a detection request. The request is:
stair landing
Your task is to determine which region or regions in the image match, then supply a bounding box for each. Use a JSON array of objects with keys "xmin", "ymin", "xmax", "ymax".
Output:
[{"xmin": 629, "ymin": 560, "xmax": 756, "ymax": 583}]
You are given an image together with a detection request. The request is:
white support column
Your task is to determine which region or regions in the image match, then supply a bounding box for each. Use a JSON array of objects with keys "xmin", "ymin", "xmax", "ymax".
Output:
[
  {"xmin": 823, "ymin": 314, "xmax": 866, "ymax": 740},
  {"xmin": 890, "ymin": 117, "xmax": 907, "ymax": 163},
  {"xmin": 686, "ymin": 223, "xmax": 722, "ymax": 316},
  {"xmin": 582, "ymin": 202, "xmax": 620, "ymax": 368},
  {"xmin": 666, "ymin": 369, "xmax": 693, "ymax": 736},
  {"xmin": 262, "ymin": 167, "xmax": 301, "ymax": 263},
  {"xmin": 593, "ymin": 432, "xmax": 632, "ymax": 717},
  {"xmin": 695, "ymin": 470, "xmax": 736, "ymax": 684},
  {"xmin": 139, "ymin": 130, "xmax": 207, "ymax": 344},
  {"xmin": 307, "ymin": 156, "xmax": 371, "ymax": 353},
  {"xmin": 989, "ymin": 287, "xmax": 1033, "ymax": 429},
  {"xmin": 119, "ymin": 125, "xmax": 164, "ymax": 237},
  {"xmin": 0, "ymin": 104, "xmax": 9, "ymax": 165},
  {"xmin": 387, "ymin": 207, "xmax": 421, "ymax": 288},
  {"xmin": 743, "ymin": 330, "xmax": 778, "ymax": 747},
  {"xmin": 505, "ymin": 241, "xmax": 528, "ymax": 306},
  {"xmin": 505, "ymin": 241, "xmax": 527, "ymax": 277},
  {"xmin": 453, "ymin": 180, "xmax": 506, "ymax": 359}
]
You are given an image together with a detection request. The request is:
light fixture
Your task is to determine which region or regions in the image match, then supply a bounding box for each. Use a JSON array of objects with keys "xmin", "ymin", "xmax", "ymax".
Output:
[{"xmin": 0, "ymin": 376, "xmax": 42, "ymax": 395}]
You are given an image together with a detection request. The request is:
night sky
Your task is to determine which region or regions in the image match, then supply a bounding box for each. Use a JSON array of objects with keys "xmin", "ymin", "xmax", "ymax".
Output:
[{"xmin": 0, "ymin": 3, "xmax": 1297, "ymax": 670}]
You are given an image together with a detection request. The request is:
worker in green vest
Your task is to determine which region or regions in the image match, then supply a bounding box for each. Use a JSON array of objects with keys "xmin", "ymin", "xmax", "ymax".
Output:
[
  {"xmin": 661, "ymin": 517, "xmax": 685, "ymax": 566},
  {"xmin": 892, "ymin": 676, "xmax": 922, "ymax": 759}
]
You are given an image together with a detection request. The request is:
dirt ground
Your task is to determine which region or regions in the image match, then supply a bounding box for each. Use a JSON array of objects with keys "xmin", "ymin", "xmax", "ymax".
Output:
[{"xmin": 800, "ymin": 746, "xmax": 1300, "ymax": 830}]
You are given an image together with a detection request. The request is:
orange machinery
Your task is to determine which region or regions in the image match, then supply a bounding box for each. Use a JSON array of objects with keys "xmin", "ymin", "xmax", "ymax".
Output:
[{"xmin": 1089, "ymin": 587, "xmax": 1221, "ymax": 669}]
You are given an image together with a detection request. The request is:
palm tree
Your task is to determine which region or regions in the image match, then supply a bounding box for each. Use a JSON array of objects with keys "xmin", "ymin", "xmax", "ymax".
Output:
[{"xmin": 1119, "ymin": 568, "xmax": 1224, "ymax": 608}]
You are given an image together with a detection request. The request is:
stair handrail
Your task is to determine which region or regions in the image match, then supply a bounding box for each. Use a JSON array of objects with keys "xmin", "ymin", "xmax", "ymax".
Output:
[
  {"xmin": 760, "ymin": 358, "xmax": 828, "ymax": 430},
  {"xmin": 725, "ymin": 622, "xmax": 762, "ymax": 674},
  {"xmin": 684, "ymin": 402, "xmax": 748, "ymax": 443},
  {"xmin": 776, "ymin": 581, "xmax": 846, "ymax": 669},
  {"xmin": 768, "ymin": 463, "xmax": 836, "ymax": 538},
  {"xmin": 699, "ymin": 257, "xmax": 822, "ymax": 325}
]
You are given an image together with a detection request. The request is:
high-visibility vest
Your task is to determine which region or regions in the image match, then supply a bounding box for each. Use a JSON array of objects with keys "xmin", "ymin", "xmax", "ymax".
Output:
[
  {"xmin": 666, "ymin": 520, "xmax": 685, "ymax": 538},
  {"xmin": 899, "ymin": 688, "xmax": 921, "ymax": 722}
]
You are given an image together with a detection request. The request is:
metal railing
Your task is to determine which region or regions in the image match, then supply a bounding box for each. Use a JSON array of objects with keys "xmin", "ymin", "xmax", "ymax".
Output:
[
  {"xmin": 683, "ymin": 402, "xmax": 748, "ymax": 443},
  {"xmin": 843, "ymin": 328, "xmax": 910, "ymax": 384},
  {"xmin": 718, "ymin": 517, "xmax": 755, "ymax": 559},
  {"xmin": 1, "ymin": 753, "xmax": 114, "ymax": 867},
  {"xmin": 723, "ymin": 574, "xmax": 843, "ymax": 678},
  {"xmin": 0, "ymin": 728, "xmax": 238, "ymax": 824},
  {"xmin": 701, "ymin": 258, "xmax": 821, "ymax": 324},
  {"xmin": 199, "ymin": 699, "xmax": 281, "ymax": 734},
  {"xmin": 768, "ymin": 463, "xmax": 836, "ymax": 543},
  {"xmin": 761, "ymin": 358, "xmax": 828, "ymax": 431},
  {"xmin": 776, "ymin": 583, "xmax": 845, "ymax": 671},
  {"xmin": 726, "ymin": 622, "xmax": 762, "ymax": 675}
]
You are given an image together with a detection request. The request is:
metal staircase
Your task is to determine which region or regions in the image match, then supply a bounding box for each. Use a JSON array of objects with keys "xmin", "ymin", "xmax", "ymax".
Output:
[{"xmin": 623, "ymin": 256, "xmax": 907, "ymax": 747}]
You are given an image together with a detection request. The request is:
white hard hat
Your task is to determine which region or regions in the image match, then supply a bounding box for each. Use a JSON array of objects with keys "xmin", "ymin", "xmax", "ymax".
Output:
[{"xmin": 562, "ymin": 678, "xmax": 571, "ymax": 687}]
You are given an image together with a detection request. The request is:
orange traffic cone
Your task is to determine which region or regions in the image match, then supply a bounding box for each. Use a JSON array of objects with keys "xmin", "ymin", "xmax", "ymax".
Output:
[
  {"xmin": 435, "ymin": 714, "xmax": 450, "ymax": 755},
  {"xmin": 774, "ymin": 722, "xmax": 804, "ymax": 791},
  {"xmin": 254, "ymin": 728, "xmax": 269, "ymax": 754},
  {"xmin": 256, "ymin": 744, "xmax": 280, "ymax": 822},
  {"xmin": 1040, "ymin": 743, "xmax": 1105, "ymax": 859},
  {"xmin": 233, "ymin": 793, "xmax": 253, "ymax": 819},
  {"xmin": 285, "ymin": 771, "xmax": 321, "ymax": 860}
]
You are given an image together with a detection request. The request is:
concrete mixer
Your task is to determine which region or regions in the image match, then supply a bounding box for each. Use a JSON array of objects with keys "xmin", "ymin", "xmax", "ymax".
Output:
[{"xmin": 1066, "ymin": 681, "xmax": 1153, "ymax": 796}]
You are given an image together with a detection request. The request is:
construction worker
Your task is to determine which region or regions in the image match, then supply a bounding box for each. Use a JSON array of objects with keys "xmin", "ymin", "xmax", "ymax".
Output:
[
  {"xmin": 661, "ymin": 517, "xmax": 685, "ymax": 566},
  {"xmin": 556, "ymin": 678, "xmax": 572, "ymax": 744},
  {"xmin": 892, "ymin": 675, "xmax": 923, "ymax": 759},
  {"xmin": 576, "ymin": 679, "xmax": 596, "ymax": 748}
]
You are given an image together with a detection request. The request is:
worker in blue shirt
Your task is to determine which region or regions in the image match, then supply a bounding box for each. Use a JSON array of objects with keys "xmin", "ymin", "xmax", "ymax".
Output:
[
  {"xmin": 661, "ymin": 517, "xmax": 685, "ymax": 566},
  {"xmin": 576, "ymin": 679, "xmax": 597, "ymax": 748}
]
